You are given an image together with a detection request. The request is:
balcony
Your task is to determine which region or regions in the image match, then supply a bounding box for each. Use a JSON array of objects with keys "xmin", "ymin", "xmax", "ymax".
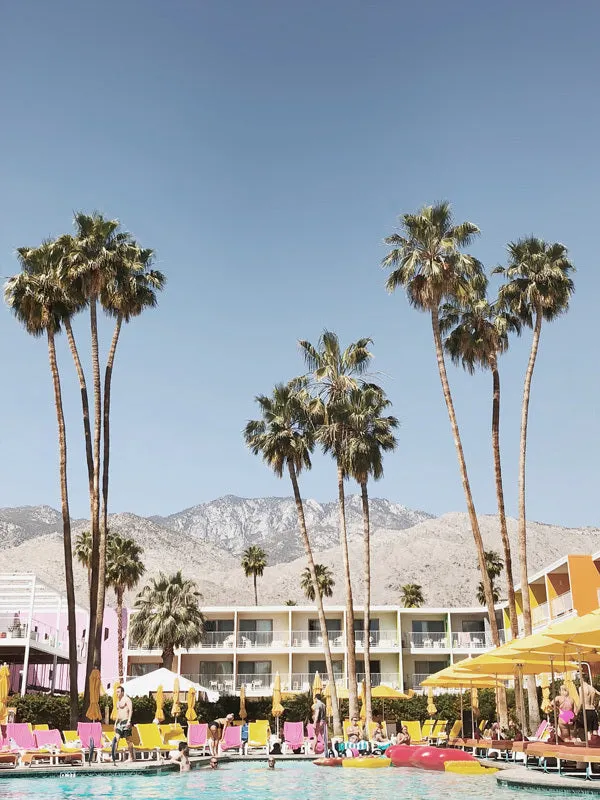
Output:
[
  {"xmin": 0, "ymin": 616, "xmax": 65, "ymax": 653},
  {"xmin": 184, "ymin": 673, "xmax": 235, "ymax": 693},
  {"xmin": 201, "ymin": 631, "xmax": 236, "ymax": 648},
  {"xmin": 237, "ymin": 632, "xmax": 288, "ymax": 648},
  {"xmin": 451, "ymin": 630, "xmax": 504, "ymax": 650},
  {"xmin": 290, "ymin": 631, "xmax": 345, "ymax": 648},
  {"xmin": 356, "ymin": 672, "xmax": 401, "ymax": 689},
  {"xmin": 355, "ymin": 630, "xmax": 398, "ymax": 649},
  {"xmin": 235, "ymin": 674, "xmax": 274, "ymax": 693},
  {"xmin": 532, "ymin": 602, "xmax": 550, "ymax": 628},
  {"xmin": 551, "ymin": 590, "xmax": 573, "ymax": 619},
  {"xmin": 409, "ymin": 672, "xmax": 435, "ymax": 690},
  {"xmin": 402, "ymin": 631, "xmax": 450, "ymax": 650}
]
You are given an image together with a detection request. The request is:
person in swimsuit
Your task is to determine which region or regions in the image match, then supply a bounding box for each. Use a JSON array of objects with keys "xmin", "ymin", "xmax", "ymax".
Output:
[
  {"xmin": 114, "ymin": 686, "xmax": 135, "ymax": 762},
  {"xmin": 555, "ymin": 684, "xmax": 575, "ymax": 741},
  {"xmin": 170, "ymin": 742, "xmax": 191, "ymax": 772},
  {"xmin": 209, "ymin": 756, "xmax": 219, "ymax": 769},
  {"xmin": 208, "ymin": 722, "xmax": 221, "ymax": 756},
  {"xmin": 396, "ymin": 725, "xmax": 411, "ymax": 745},
  {"xmin": 216, "ymin": 714, "xmax": 235, "ymax": 754},
  {"xmin": 581, "ymin": 679, "xmax": 600, "ymax": 737},
  {"xmin": 268, "ymin": 756, "xmax": 275, "ymax": 769}
]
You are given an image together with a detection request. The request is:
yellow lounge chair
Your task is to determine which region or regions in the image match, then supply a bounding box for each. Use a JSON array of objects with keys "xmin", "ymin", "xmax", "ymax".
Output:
[
  {"xmin": 478, "ymin": 719, "xmax": 488, "ymax": 731},
  {"xmin": 133, "ymin": 724, "xmax": 173, "ymax": 760},
  {"xmin": 367, "ymin": 721, "xmax": 388, "ymax": 740},
  {"xmin": 421, "ymin": 719, "xmax": 435, "ymax": 740},
  {"xmin": 159, "ymin": 724, "xmax": 186, "ymax": 745},
  {"xmin": 432, "ymin": 720, "xmax": 448, "ymax": 739},
  {"xmin": 342, "ymin": 719, "xmax": 365, "ymax": 741},
  {"xmin": 401, "ymin": 720, "xmax": 423, "ymax": 743},
  {"xmin": 33, "ymin": 724, "xmax": 49, "ymax": 731},
  {"xmin": 246, "ymin": 720, "xmax": 270, "ymax": 754},
  {"xmin": 447, "ymin": 720, "xmax": 462, "ymax": 744}
]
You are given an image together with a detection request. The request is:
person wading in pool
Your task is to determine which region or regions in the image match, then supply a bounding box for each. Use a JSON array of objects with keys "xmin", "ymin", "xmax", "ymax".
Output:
[
  {"xmin": 312, "ymin": 693, "xmax": 327, "ymax": 753},
  {"xmin": 113, "ymin": 686, "xmax": 135, "ymax": 762},
  {"xmin": 171, "ymin": 742, "xmax": 191, "ymax": 772}
]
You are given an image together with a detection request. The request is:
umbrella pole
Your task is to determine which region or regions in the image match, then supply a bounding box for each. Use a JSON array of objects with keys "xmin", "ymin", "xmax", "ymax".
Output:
[
  {"xmin": 550, "ymin": 657, "xmax": 558, "ymax": 741},
  {"xmin": 578, "ymin": 652, "xmax": 588, "ymax": 747},
  {"xmin": 460, "ymin": 688, "xmax": 464, "ymax": 739},
  {"xmin": 517, "ymin": 665, "xmax": 526, "ymax": 739},
  {"xmin": 470, "ymin": 682, "xmax": 474, "ymax": 740}
]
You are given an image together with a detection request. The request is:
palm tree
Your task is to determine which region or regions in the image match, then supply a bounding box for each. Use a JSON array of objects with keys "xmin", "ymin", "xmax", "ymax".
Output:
[
  {"xmin": 57, "ymin": 212, "xmax": 140, "ymax": 674},
  {"xmin": 440, "ymin": 294, "xmax": 521, "ymax": 641},
  {"xmin": 244, "ymin": 380, "xmax": 342, "ymax": 735},
  {"xmin": 299, "ymin": 330, "xmax": 373, "ymax": 719},
  {"xmin": 476, "ymin": 550, "xmax": 503, "ymax": 606},
  {"xmin": 241, "ymin": 546, "xmax": 267, "ymax": 605},
  {"xmin": 382, "ymin": 203, "xmax": 500, "ymax": 646},
  {"xmin": 74, "ymin": 529, "xmax": 93, "ymax": 590},
  {"xmin": 129, "ymin": 571, "xmax": 204, "ymax": 670},
  {"xmin": 401, "ymin": 584, "xmax": 424, "ymax": 608},
  {"xmin": 495, "ymin": 237, "xmax": 575, "ymax": 731},
  {"xmin": 343, "ymin": 385, "xmax": 398, "ymax": 724},
  {"xmin": 301, "ymin": 564, "xmax": 335, "ymax": 601},
  {"xmin": 106, "ymin": 534, "xmax": 145, "ymax": 682},
  {"xmin": 5, "ymin": 244, "xmax": 80, "ymax": 727},
  {"xmin": 476, "ymin": 582, "xmax": 500, "ymax": 606}
]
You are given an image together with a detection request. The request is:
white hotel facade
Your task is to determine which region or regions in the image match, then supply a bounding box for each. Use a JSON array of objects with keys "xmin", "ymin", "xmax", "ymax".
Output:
[{"xmin": 125, "ymin": 603, "xmax": 505, "ymax": 695}]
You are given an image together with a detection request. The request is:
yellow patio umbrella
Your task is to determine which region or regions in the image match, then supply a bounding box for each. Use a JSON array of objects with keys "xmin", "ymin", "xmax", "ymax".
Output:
[
  {"xmin": 371, "ymin": 685, "xmax": 412, "ymax": 698},
  {"xmin": 185, "ymin": 687, "xmax": 197, "ymax": 722},
  {"xmin": 239, "ymin": 684, "xmax": 247, "ymax": 721},
  {"xmin": 155, "ymin": 684, "xmax": 165, "ymax": 723},
  {"xmin": 312, "ymin": 671, "xmax": 322, "ymax": 699},
  {"xmin": 540, "ymin": 674, "xmax": 552, "ymax": 715},
  {"xmin": 426, "ymin": 687, "xmax": 437, "ymax": 717},
  {"xmin": 86, "ymin": 667, "xmax": 102, "ymax": 721},
  {"xmin": 110, "ymin": 681, "xmax": 121, "ymax": 722},
  {"xmin": 543, "ymin": 608, "xmax": 600, "ymax": 648},
  {"xmin": 324, "ymin": 681, "xmax": 333, "ymax": 719},
  {"xmin": 359, "ymin": 681, "xmax": 367, "ymax": 723},
  {"xmin": 271, "ymin": 673, "xmax": 284, "ymax": 736},
  {"xmin": 0, "ymin": 663, "xmax": 10, "ymax": 725},
  {"xmin": 172, "ymin": 678, "xmax": 181, "ymax": 718},
  {"xmin": 335, "ymin": 685, "xmax": 349, "ymax": 699}
]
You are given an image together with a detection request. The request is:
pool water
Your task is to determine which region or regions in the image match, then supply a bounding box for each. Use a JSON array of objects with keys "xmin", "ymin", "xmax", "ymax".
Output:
[{"xmin": 0, "ymin": 761, "xmax": 586, "ymax": 800}]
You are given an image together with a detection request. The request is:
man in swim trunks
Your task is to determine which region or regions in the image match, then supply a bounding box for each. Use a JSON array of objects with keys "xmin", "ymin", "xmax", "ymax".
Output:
[
  {"xmin": 582, "ymin": 679, "xmax": 600, "ymax": 737},
  {"xmin": 170, "ymin": 741, "xmax": 191, "ymax": 772},
  {"xmin": 114, "ymin": 686, "xmax": 135, "ymax": 762}
]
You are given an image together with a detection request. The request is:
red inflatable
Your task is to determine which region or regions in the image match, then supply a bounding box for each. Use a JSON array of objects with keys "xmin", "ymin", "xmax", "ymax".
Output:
[{"xmin": 388, "ymin": 745, "xmax": 477, "ymax": 771}]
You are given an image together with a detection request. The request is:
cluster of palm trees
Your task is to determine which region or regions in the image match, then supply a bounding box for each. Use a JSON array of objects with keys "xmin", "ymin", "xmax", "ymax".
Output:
[
  {"xmin": 382, "ymin": 202, "xmax": 575, "ymax": 729},
  {"xmin": 244, "ymin": 332, "xmax": 399, "ymax": 734},
  {"xmin": 4, "ymin": 212, "xmax": 165, "ymax": 725}
]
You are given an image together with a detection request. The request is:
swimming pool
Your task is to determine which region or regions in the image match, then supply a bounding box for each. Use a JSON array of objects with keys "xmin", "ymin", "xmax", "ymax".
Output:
[{"xmin": 0, "ymin": 761, "xmax": 586, "ymax": 799}]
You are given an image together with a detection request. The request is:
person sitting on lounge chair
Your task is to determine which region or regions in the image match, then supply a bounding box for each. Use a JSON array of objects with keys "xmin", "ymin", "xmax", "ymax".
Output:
[{"xmin": 396, "ymin": 725, "xmax": 411, "ymax": 745}]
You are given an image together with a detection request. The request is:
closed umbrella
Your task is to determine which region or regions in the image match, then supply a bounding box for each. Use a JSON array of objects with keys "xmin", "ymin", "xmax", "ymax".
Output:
[
  {"xmin": 155, "ymin": 684, "xmax": 165, "ymax": 723},
  {"xmin": 540, "ymin": 674, "xmax": 552, "ymax": 716},
  {"xmin": 110, "ymin": 681, "xmax": 120, "ymax": 722},
  {"xmin": 239, "ymin": 684, "xmax": 247, "ymax": 721},
  {"xmin": 359, "ymin": 681, "xmax": 367, "ymax": 723},
  {"xmin": 427, "ymin": 687, "xmax": 437, "ymax": 717},
  {"xmin": 86, "ymin": 668, "xmax": 102, "ymax": 721},
  {"xmin": 324, "ymin": 681, "xmax": 332, "ymax": 720},
  {"xmin": 185, "ymin": 687, "xmax": 197, "ymax": 722},
  {"xmin": 172, "ymin": 678, "xmax": 181, "ymax": 719},
  {"xmin": 312, "ymin": 671, "xmax": 322, "ymax": 700},
  {"xmin": 0, "ymin": 663, "xmax": 9, "ymax": 725},
  {"xmin": 271, "ymin": 673, "xmax": 284, "ymax": 736}
]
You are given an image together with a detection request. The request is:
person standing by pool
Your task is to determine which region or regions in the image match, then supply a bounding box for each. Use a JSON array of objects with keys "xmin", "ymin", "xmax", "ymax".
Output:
[
  {"xmin": 555, "ymin": 684, "xmax": 575, "ymax": 741},
  {"xmin": 114, "ymin": 686, "xmax": 135, "ymax": 762},
  {"xmin": 581, "ymin": 679, "xmax": 600, "ymax": 737}
]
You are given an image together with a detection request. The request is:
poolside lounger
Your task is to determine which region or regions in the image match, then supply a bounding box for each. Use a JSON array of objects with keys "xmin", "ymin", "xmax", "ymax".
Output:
[
  {"xmin": 401, "ymin": 721, "xmax": 423, "ymax": 744},
  {"xmin": 159, "ymin": 724, "xmax": 186, "ymax": 745},
  {"xmin": 447, "ymin": 720, "xmax": 462, "ymax": 745},
  {"xmin": 0, "ymin": 750, "xmax": 19, "ymax": 769},
  {"xmin": 431, "ymin": 720, "xmax": 447, "ymax": 741},
  {"xmin": 219, "ymin": 724, "xmax": 245, "ymax": 755},
  {"xmin": 367, "ymin": 721, "xmax": 388, "ymax": 741},
  {"xmin": 5, "ymin": 723, "xmax": 50, "ymax": 767},
  {"xmin": 478, "ymin": 719, "xmax": 488, "ymax": 732},
  {"xmin": 282, "ymin": 721, "xmax": 306, "ymax": 754},
  {"xmin": 187, "ymin": 723, "xmax": 209, "ymax": 755},
  {"xmin": 246, "ymin": 721, "xmax": 270, "ymax": 754},
  {"xmin": 421, "ymin": 719, "xmax": 435, "ymax": 741},
  {"xmin": 342, "ymin": 719, "xmax": 365, "ymax": 741},
  {"xmin": 133, "ymin": 724, "xmax": 173, "ymax": 760},
  {"xmin": 33, "ymin": 724, "xmax": 49, "ymax": 731},
  {"xmin": 306, "ymin": 723, "xmax": 324, "ymax": 755},
  {"xmin": 77, "ymin": 722, "xmax": 103, "ymax": 763},
  {"xmin": 31, "ymin": 730, "xmax": 83, "ymax": 766}
]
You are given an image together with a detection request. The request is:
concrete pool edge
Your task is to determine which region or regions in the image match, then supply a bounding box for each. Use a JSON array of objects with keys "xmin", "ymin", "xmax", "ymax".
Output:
[{"xmin": 497, "ymin": 766, "xmax": 600, "ymax": 796}]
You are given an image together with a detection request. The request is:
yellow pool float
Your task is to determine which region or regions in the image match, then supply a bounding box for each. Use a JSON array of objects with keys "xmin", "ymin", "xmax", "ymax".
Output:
[{"xmin": 342, "ymin": 757, "xmax": 391, "ymax": 768}]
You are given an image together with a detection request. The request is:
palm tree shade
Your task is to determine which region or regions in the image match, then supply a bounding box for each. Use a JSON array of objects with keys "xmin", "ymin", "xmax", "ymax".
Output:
[
  {"xmin": 401, "ymin": 584, "xmax": 424, "ymax": 608},
  {"xmin": 299, "ymin": 330, "xmax": 373, "ymax": 719},
  {"xmin": 243, "ymin": 380, "xmax": 342, "ymax": 736},
  {"xmin": 129, "ymin": 571, "xmax": 204, "ymax": 670},
  {"xmin": 301, "ymin": 564, "xmax": 335, "ymax": 601},
  {"xmin": 382, "ymin": 202, "xmax": 500, "ymax": 647},
  {"xmin": 241, "ymin": 546, "xmax": 267, "ymax": 606}
]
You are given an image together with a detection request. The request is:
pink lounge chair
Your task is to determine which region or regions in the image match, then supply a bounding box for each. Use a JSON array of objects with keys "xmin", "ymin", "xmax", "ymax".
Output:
[
  {"xmin": 187, "ymin": 723, "xmax": 209, "ymax": 754},
  {"xmin": 532, "ymin": 720, "xmax": 549, "ymax": 741},
  {"xmin": 77, "ymin": 722, "xmax": 103, "ymax": 762},
  {"xmin": 283, "ymin": 721, "xmax": 306, "ymax": 754},
  {"xmin": 29, "ymin": 730, "xmax": 83, "ymax": 766},
  {"xmin": 219, "ymin": 724, "xmax": 244, "ymax": 754},
  {"xmin": 6, "ymin": 723, "xmax": 37, "ymax": 751},
  {"xmin": 307, "ymin": 723, "xmax": 324, "ymax": 755}
]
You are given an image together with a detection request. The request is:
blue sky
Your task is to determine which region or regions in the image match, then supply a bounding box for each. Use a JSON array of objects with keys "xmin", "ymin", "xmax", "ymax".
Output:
[{"xmin": 0, "ymin": 1, "xmax": 597, "ymax": 527}]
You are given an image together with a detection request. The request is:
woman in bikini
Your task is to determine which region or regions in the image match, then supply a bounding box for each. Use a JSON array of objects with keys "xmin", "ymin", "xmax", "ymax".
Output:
[{"xmin": 555, "ymin": 684, "xmax": 575, "ymax": 741}]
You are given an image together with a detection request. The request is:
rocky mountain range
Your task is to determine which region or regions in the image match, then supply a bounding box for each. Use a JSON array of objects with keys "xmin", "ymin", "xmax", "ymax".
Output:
[{"xmin": 0, "ymin": 496, "xmax": 598, "ymax": 608}]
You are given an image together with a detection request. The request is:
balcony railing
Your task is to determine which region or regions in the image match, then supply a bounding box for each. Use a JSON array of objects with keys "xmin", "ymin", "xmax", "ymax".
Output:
[
  {"xmin": 193, "ymin": 673, "xmax": 236, "ymax": 693},
  {"xmin": 356, "ymin": 672, "xmax": 402, "ymax": 689},
  {"xmin": 402, "ymin": 631, "xmax": 449, "ymax": 649},
  {"xmin": 551, "ymin": 590, "xmax": 573, "ymax": 619},
  {"xmin": 235, "ymin": 674, "xmax": 274, "ymax": 692},
  {"xmin": 290, "ymin": 630, "xmax": 344, "ymax": 648},
  {"xmin": 451, "ymin": 630, "xmax": 504, "ymax": 649},
  {"xmin": 237, "ymin": 632, "xmax": 291, "ymax": 648},
  {"xmin": 201, "ymin": 631, "xmax": 236, "ymax": 648},
  {"xmin": 409, "ymin": 672, "xmax": 438, "ymax": 689},
  {"xmin": 532, "ymin": 602, "xmax": 550, "ymax": 628},
  {"xmin": 0, "ymin": 616, "xmax": 64, "ymax": 651},
  {"xmin": 355, "ymin": 631, "xmax": 398, "ymax": 648}
]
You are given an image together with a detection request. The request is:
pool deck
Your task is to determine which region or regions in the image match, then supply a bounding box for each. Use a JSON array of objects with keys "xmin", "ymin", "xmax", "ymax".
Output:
[{"xmin": 497, "ymin": 764, "xmax": 600, "ymax": 795}]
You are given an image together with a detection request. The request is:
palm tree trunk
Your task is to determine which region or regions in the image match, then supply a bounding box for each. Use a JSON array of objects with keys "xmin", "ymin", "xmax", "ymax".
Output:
[
  {"xmin": 253, "ymin": 573, "xmax": 258, "ymax": 606},
  {"xmin": 519, "ymin": 310, "xmax": 543, "ymax": 732},
  {"xmin": 360, "ymin": 480, "xmax": 373, "ymax": 725},
  {"xmin": 64, "ymin": 319, "xmax": 94, "ymax": 494},
  {"xmin": 430, "ymin": 308, "xmax": 499, "ymax": 645},
  {"xmin": 90, "ymin": 299, "xmax": 105, "ymax": 671},
  {"xmin": 337, "ymin": 464, "xmax": 358, "ymax": 719},
  {"xmin": 117, "ymin": 588, "xmax": 124, "ymax": 683},
  {"xmin": 162, "ymin": 646, "xmax": 174, "ymax": 671},
  {"xmin": 287, "ymin": 459, "xmax": 342, "ymax": 736},
  {"xmin": 47, "ymin": 330, "xmax": 79, "ymax": 729},
  {"xmin": 100, "ymin": 316, "xmax": 122, "ymax": 620}
]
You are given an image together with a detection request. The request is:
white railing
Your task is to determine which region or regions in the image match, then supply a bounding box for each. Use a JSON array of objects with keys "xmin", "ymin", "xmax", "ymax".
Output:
[
  {"xmin": 290, "ymin": 630, "xmax": 344, "ymax": 648},
  {"xmin": 451, "ymin": 630, "xmax": 504, "ymax": 649},
  {"xmin": 532, "ymin": 602, "xmax": 550, "ymax": 627},
  {"xmin": 551, "ymin": 591, "xmax": 573, "ymax": 619},
  {"xmin": 410, "ymin": 672, "xmax": 435, "ymax": 689},
  {"xmin": 198, "ymin": 674, "xmax": 236, "ymax": 693},
  {"xmin": 403, "ymin": 631, "xmax": 449, "ymax": 649},
  {"xmin": 355, "ymin": 630, "xmax": 398, "ymax": 648},
  {"xmin": 0, "ymin": 617, "xmax": 64, "ymax": 651},
  {"xmin": 237, "ymin": 631, "xmax": 278, "ymax": 648},
  {"xmin": 201, "ymin": 631, "xmax": 236, "ymax": 648},
  {"xmin": 235, "ymin": 674, "xmax": 274, "ymax": 692},
  {"xmin": 356, "ymin": 672, "xmax": 401, "ymax": 688}
]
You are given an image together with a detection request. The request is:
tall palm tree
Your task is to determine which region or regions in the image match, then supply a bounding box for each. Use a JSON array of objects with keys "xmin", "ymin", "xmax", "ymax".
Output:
[
  {"xmin": 343, "ymin": 385, "xmax": 398, "ymax": 724},
  {"xmin": 440, "ymin": 294, "xmax": 521, "ymax": 641},
  {"xmin": 495, "ymin": 237, "xmax": 575, "ymax": 730},
  {"xmin": 5, "ymin": 245, "xmax": 80, "ymax": 727},
  {"xmin": 57, "ymin": 212, "xmax": 140, "ymax": 674},
  {"xmin": 301, "ymin": 564, "xmax": 335, "ymax": 601},
  {"xmin": 400, "ymin": 584, "xmax": 424, "ymax": 608},
  {"xmin": 476, "ymin": 550, "xmax": 503, "ymax": 606},
  {"xmin": 106, "ymin": 534, "xmax": 145, "ymax": 682},
  {"xmin": 129, "ymin": 571, "xmax": 204, "ymax": 670},
  {"xmin": 244, "ymin": 380, "xmax": 342, "ymax": 735},
  {"xmin": 299, "ymin": 331, "xmax": 373, "ymax": 719},
  {"xmin": 74, "ymin": 529, "xmax": 93, "ymax": 590},
  {"xmin": 382, "ymin": 203, "xmax": 500, "ymax": 646},
  {"xmin": 241, "ymin": 546, "xmax": 267, "ymax": 606}
]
